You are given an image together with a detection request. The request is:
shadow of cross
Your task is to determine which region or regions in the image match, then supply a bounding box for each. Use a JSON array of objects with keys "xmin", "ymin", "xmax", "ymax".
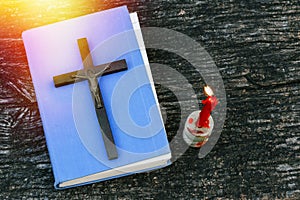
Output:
[{"xmin": 53, "ymin": 38, "xmax": 128, "ymax": 160}]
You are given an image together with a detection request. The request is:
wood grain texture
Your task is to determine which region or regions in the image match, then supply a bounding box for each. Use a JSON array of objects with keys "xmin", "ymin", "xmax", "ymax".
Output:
[{"xmin": 0, "ymin": 0, "xmax": 299, "ymax": 199}]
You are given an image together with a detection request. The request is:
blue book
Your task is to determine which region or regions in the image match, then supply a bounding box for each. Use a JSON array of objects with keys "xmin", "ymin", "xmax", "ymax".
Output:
[{"xmin": 22, "ymin": 6, "xmax": 171, "ymax": 189}]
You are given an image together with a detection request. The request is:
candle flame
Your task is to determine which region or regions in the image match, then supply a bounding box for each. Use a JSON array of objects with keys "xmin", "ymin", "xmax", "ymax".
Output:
[{"xmin": 204, "ymin": 85, "xmax": 214, "ymax": 96}]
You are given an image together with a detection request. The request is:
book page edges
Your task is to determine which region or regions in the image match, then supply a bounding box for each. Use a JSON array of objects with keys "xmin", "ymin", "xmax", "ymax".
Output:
[{"xmin": 58, "ymin": 153, "xmax": 171, "ymax": 188}]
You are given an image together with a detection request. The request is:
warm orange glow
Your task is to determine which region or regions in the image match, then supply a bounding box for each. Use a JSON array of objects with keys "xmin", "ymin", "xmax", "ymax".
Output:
[
  {"xmin": 0, "ymin": 0, "xmax": 108, "ymax": 36},
  {"xmin": 22, "ymin": 0, "xmax": 90, "ymax": 13},
  {"xmin": 21, "ymin": 0, "xmax": 103, "ymax": 24}
]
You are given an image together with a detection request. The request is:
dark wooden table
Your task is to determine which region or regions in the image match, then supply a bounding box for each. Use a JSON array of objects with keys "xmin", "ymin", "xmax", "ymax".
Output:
[{"xmin": 0, "ymin": 0, "xmax": 299, "ymax": 199}]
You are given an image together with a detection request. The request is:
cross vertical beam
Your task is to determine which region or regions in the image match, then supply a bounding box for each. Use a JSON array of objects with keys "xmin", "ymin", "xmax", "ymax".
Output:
[
  {"xmin": 77, "ymin": 38, "xmax": 94, "ymax": 69},
  {"xmin": 53, "ymin": 38, "xmax": 128, "ymax": 160}
]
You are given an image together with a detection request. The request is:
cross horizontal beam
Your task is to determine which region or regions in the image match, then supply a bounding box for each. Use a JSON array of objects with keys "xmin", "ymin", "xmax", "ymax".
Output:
[{"xmin": 53, "ymin": 59, "xmax": 127, "ymax": 87}]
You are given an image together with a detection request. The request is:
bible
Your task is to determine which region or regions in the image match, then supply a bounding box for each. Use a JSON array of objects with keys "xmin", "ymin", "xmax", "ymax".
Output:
[{"xmin": 22, "ymin": 6, "xmax": 171, "ymax": 189}]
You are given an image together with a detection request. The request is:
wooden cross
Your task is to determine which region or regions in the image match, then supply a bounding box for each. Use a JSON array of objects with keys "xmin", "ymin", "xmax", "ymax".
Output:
[{"xmin": 53, "ymin": 38, "xmax": 128, "ymax": 160}]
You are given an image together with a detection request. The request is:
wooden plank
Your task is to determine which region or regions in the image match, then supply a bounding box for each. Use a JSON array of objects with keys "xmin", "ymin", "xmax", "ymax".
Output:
[{"xmin": 1, "ymin": 0, "xmax": 300, "ymax": 199}]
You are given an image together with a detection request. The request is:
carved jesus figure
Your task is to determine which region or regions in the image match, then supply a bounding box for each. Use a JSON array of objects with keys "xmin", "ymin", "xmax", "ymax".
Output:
[{"xmin": 72, "ymin": 67, "xmax": 108, "ymax": 108}]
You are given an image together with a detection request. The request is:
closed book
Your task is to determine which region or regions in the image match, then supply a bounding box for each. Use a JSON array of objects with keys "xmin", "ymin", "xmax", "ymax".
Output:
[{"xmin": 22, "ymin": 6, "xmax": 171, "ymax": 189}]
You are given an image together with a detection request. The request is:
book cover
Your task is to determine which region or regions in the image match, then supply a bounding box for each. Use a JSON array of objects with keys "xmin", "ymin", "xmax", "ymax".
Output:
[{"xmin": 22, "ymin": 6, "xmax": 171, "ymax": 189}]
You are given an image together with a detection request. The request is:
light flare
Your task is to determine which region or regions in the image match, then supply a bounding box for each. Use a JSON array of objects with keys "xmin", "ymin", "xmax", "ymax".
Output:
[{"xmin": 4, "ymin": 0, "xmax": 107, "ymax": 29}]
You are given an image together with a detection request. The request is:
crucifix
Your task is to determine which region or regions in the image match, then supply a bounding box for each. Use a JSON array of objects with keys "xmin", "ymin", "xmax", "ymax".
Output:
[{"xmin": 53, "ymin": 38, "xmax": 128, "ymax": 160}]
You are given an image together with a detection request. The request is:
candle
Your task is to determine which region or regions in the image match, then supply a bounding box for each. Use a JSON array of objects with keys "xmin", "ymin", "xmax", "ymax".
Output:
[{"xmin": 196, "ymin": 85, "xmax": 218, "ymax": 128}]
